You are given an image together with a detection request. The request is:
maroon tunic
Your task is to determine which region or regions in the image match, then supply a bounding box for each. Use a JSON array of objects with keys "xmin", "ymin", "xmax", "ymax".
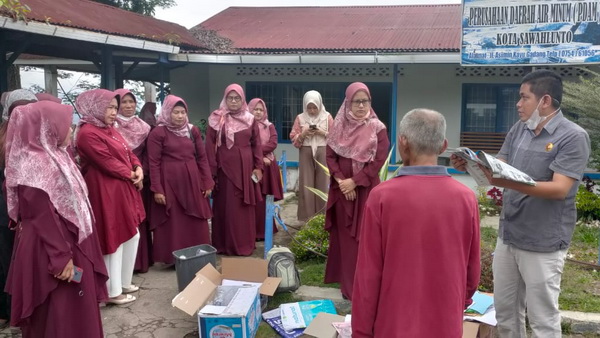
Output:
[
  {"xmin": 206, "ymin": 121, "xmax": 263, "ymax": 256},
  {"xmin": 77, "ymin": 124, "xmax": 145, "ymax": 255},
  {"xmin": 324, "ymin": 129, "xmax": 390, "ymax": 300},
  {"xmin": 133, "ymin": 139, "xmax": 153, "ymax": 272},
  {"xmin": 352, "ymin": 170, "xmax": 480, "ymax": 337},
  {"xmin": 255, "ymin": 124, "xmax": 284, "ymax": 240},
  {"xmin": 148, "ymin": 125, "xmax": 214, "ymax": 264},
  {"xmin": 6, "ymin": 186, "xmax": 108, "ymax": 337}
]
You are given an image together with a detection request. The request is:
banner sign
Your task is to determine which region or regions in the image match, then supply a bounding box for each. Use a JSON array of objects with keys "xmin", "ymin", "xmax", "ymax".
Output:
[{"xmin": 461, "ymin": 0, "xmax": 600, "ymax": 65}]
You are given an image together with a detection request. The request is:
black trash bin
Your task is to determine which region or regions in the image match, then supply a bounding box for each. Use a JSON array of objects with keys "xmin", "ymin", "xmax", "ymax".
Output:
[{"xmin": 172, "ymin": 244, "xmax": 217, "ymax": 291}]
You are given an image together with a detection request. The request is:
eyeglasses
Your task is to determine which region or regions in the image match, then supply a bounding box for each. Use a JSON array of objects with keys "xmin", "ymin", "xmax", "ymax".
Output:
[
  {"xmin": 351, "ymin": 99, "xmax": 371, "ymax": 106},
  {"xmin": 226, "ymin": 96, "xmax": 242, "ymax": 102}
]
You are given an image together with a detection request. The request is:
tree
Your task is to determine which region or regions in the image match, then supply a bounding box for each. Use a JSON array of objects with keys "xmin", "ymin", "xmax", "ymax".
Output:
[
  {"xmin": 562, "ymin": 69, "xmax": 600, "ymax": 170},
  {"xmin": 91, "ymin": 0, "xmax": 175, "ymax": 16}
]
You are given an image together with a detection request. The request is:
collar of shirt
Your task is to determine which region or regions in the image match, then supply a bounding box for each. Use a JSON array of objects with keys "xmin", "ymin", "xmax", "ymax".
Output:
[{"xmin": 396, "ymin": 165, "xmax": 450, "ymax": 177}]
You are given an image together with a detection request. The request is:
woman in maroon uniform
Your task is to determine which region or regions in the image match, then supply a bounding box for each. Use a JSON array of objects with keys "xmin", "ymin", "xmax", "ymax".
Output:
[{"xmin": 147, "ymin": 95, "xmax": 213, "ymax": 264}]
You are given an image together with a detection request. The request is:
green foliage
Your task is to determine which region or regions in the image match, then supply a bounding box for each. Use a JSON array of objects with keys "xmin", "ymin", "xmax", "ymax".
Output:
[
  {"xmin": 289, "ymin": 214, "xmax": 329, "ymax": 262},
  {"xmin": 563, "ymin": 69, "xmax": 600, "ymax": 170},
  {"xmin": 0, "ymin": 0, "xmax": 31, "ymax": 21},
  {"xmin": 480, "ymin": 220, "xmax": 600, "ymax": 312},
  {"xmin": 576, "ymin": 185, "xmax": 600, "ymax": 221},
  {"xmin": 478, "ymin": 245, "xmax": 494, "ymax": 293},
  {"xmin": 91, "ymin": 0, "xmax": 175, "ymax": 16},
  {"xmin": 192, "ymin": 119, "xmax": 207, "ymax": 139},
  {"xmin": 476, "ymin": 186, "xmax": 502, "ymax": 219}
]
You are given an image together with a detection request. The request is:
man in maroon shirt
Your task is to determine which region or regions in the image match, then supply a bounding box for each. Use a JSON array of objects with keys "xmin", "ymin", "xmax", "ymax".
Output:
[{"xmin": 352, "ymin": 108, "xmax": 481, "ymax": 338}]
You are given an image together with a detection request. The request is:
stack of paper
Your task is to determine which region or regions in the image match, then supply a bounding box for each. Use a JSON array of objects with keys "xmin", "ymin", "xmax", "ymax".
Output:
[
  {"xmin": 464, "ymin": 291, "xmax": 497, "ymax": 326},
  {"xmin": 466, "ymin": 291, "xmax": 494, "ymax": 315}
]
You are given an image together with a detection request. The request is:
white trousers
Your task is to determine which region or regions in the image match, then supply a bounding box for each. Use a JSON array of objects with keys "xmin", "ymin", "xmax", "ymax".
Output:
[
  {"xmin": 492, "ymin": 238, "xmax": 567, "ymax": 338},
  {"xmin": 103, "ymin": 231, "xmax": 140, "ymax": 298}
]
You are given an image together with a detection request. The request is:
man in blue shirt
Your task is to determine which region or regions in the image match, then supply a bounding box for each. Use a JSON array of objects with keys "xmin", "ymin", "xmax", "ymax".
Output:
[{"xmin": 452, "ymin": 70, "xmax": 590, "ymax": 337}]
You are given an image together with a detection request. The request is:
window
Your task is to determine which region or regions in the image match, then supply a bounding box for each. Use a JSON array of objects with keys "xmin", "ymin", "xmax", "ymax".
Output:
[
  {"xmin": 462, "ymin": 84, "xmax": 520, "ymax": 133},
  {"xmin": 246, "ymin": 82, "xmax": 392, "ymax": 142}
]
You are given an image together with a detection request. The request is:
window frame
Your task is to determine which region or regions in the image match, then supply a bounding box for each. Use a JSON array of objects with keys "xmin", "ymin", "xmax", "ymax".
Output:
[{"xmin": 461, "ymin": 83, "xmax": 521, "ymax": 133}]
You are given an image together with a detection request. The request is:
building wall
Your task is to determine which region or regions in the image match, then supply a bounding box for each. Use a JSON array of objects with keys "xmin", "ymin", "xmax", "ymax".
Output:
[
  {"xmin": 170, "ymin": 62, "xmax": 594, "ymax": 168},
  {"xmin": 171, "ymin": 63, "xmax": 395, "ymax": 162}
]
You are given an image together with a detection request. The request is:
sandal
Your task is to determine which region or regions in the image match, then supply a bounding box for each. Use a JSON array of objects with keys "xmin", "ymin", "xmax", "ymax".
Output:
[
  {"xmin": 122, "ymin": 284, "xmax": 139, "ymax": 293},
  {"xmin": 105, "ymin": 294, "xmax": 136, "ymax": 305}
]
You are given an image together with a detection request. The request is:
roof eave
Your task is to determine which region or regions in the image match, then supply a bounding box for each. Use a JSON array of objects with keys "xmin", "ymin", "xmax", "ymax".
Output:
[
  {"xmin": 1, "ymin": 16, "xmax": 181, "ymax": 54},
  {"xmin": 170, "ymin": 52, "xmax": 461, "ymax": 64}
]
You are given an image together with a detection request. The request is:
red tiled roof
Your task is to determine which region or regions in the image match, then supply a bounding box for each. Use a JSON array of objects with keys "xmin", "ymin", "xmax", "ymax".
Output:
[
  {"xmin": 6, "ymin": 0, "xmax": 205, "ymax": 49},
  {"xmin": 196, "ymin": 5, "xmax": 461, "ymax": 53}
]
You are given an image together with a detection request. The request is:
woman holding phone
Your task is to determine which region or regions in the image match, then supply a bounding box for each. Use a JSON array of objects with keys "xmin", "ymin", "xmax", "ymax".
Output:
[
  {"xmin": 289, "ymin": 90, "xmax": 333, "ymax": 221},
  {"xmin": 5, "ymin": 101, "xmax": 108, "ymax": 337}
]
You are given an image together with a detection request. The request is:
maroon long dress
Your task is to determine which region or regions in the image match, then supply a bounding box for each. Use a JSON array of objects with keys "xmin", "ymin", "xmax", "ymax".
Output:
[
  {"xmin": 206, "ymin": 122, "xmax": 263, "ymax": 256},
  {"xmin": 6, "ymin": 186, "xmax": 108, "ymax": 337},
  {"xmin": 255, "ymin": 124, "xmax": 284, "ymax": 240},
  {"xmin": 147, "ymin": 125, "xmax": 213, "ymax": 264},
  {"xmin": 324, "ymin": 129, "xmax": 390, "ymax": 300},
  {"xmin": 76, "ymin": 124, "xmax": 145, "ymax": 255},
  {"xmin": 133, "ymin": 139, "xmax": 153, "ymax": 272}
]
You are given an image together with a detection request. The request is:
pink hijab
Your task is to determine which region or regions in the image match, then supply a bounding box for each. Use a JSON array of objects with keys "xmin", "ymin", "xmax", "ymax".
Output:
[
  {"xmin": 140, "ymin": 102, "xmax": 157, "ymax": 126},
  {"xmin": 208, "ymin": 84, "xmax": 254, "ymax": 149},
  {"xmin": 157, "ymin": 94, "xmax": 191, "ymax": 138},
  {"xmin": 35, "ymin": 92, "xmax": 62, "ymax": 103},
  {"xmin": 248, "ymin": 98, "xmax": 274, "ymax": 161},
  {"xmin": 114, "ymin": 89, "xmax": 151, "ymax": 149},
  {"xmin": 327, "ymin": 82, "xmax": 386, "ymax": 175},
  {"xmin": 76, "ymin": 89, "xmax": 119, "ymax": 129},
  {"xmin": 5, "ymin": 101, "xmax": 94, "ymax": 243}
]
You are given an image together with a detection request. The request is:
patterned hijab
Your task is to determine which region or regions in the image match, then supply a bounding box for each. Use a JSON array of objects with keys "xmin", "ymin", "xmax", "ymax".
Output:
[
  {"xmin": 208, "ymin": 84, "xmax": 254, "ymax": 149},
  {"xmin": 327, "ymin": 82, "xmax": 386, "ymax": 175},
  {"xmin": 2, "ymin": 89, "xmax": 38, "ymax": 121},
  {"xmin": 114, "ymin": 89, "xmax": 151, "ymax": 149},
  {"xmin": 248, "ymin": 98, "xmax": 274, "ymax": 161},
  {"xmin": 35, "ymin": 92, "xmax": 62, "ymax": 103},
  {"xmin": 157, "ymin": 94, "xmax": 191, "ymax": 138},
  {"xmin": 5, "ymin": 101, "xmax": 94, "ymax": 243},
  {"xmin": 140, "ymin": 102, "xmax": 157, "ymax": 127},
  {"xmin": 76, "ymin": 89, "xmax": 119, "ymax": 129}
]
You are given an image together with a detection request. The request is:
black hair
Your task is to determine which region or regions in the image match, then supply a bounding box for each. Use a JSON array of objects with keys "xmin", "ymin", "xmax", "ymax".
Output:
[{"xmin": 521, "ymin": 70, "xmax": 562, "ymax": 108}]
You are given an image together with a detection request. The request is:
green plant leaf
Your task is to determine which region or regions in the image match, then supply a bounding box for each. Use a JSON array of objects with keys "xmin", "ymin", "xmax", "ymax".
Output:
[
  {"xmin": 379, "ymin": 145, "xmax": 395, "ymax": 181},
  {"xmin": 314, "ymin": 158, "xmax": 330, "ymax": 177},
  {"xmin": 305, "ymin": 186, "xmax": 328, "ymax": 202}
]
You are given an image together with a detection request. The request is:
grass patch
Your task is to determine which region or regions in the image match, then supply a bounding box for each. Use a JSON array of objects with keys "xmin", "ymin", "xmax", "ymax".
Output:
[
  {"xmin": 480, "ymin": 224, "xmax": 600, "ymax": 312},
  {"xmin": 297, "ymin": 259, "xmax": 339, "ymax": 289}
]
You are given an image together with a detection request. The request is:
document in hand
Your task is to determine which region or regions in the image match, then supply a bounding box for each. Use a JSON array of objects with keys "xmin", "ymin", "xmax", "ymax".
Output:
[{"xmin": 451, "ymin": 147, "xmax": 536, "ymax": 186}]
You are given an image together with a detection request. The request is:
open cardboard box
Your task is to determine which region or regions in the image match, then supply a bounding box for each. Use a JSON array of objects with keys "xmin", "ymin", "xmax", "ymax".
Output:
[
  {"xmin": 302, "ymin": 312, "xmax": 346, "ymax": 338},
  {"xmin": 302, "ymin": 313, "xmax": 495, "ymax": 338},
  {"xmin": 172, "ymin": 257, "xmax": 282, "ymax": 337},
  {"xmin": 463, "ymin": 321, "xmax": 496, "ymax": 338}
]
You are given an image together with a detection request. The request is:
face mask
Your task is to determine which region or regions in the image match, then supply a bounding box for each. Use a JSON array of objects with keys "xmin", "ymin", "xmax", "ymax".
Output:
[{"xmin": 525, "ymin": 97, "xmax": 559, "ymax": 130}]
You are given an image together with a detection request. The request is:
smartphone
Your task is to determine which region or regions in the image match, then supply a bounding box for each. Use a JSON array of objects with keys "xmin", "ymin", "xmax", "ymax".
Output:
[
  {"xmin": 72, "ymin": 266, "xmax": 83, "ymax": 283},
  {"xmin": 309, "ymin": 124, "xmax": 317, "ymax": 130},
  {"xmin": 251, "ymin": 173, "xmax": 259, "ymax": 183}
]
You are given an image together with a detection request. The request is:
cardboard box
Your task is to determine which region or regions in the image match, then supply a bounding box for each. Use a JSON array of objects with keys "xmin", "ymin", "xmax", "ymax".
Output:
[
  {"xmin": 463, "ymin": 321, "xmax": 496, "ymax": 338},
  {"xmin": 172, "ymin": 257, "xmax": 282, "ymax": 338},
  {"xmin": 302, "ymin": 312, "xmax": 345, "ymax": 338}
]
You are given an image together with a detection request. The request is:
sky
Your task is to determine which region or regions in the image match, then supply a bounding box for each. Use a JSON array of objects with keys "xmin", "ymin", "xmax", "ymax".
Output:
[{"xmin": 154, "ymin": 0, "xmax": 462, "ymax": 29}]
